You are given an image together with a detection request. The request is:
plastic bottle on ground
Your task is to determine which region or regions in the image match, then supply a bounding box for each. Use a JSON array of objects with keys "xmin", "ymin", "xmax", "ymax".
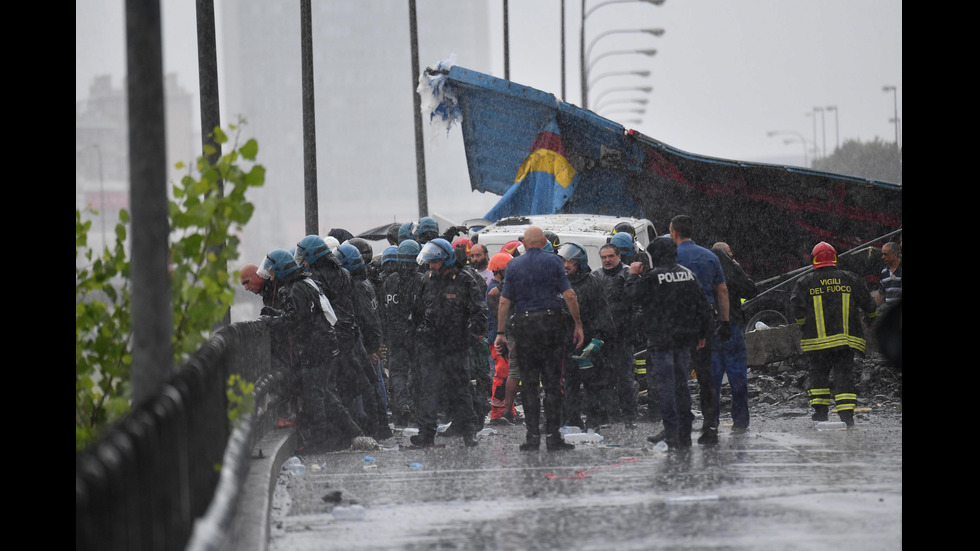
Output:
[
  {"xmin": 815, "ymin": 421, "xmax": 847, "ymax": 431},
  {"xmin": 332, "ymin": 504, "xmax": 366, "ymax": 520}
]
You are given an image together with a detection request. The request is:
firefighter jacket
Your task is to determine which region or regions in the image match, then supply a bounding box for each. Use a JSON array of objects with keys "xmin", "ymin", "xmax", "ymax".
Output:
[
  {"xmin": 790, "ymin": 266, "xmax": 877, "ymax": 353},
  {"xmin": 624, "ymin": 237, "xmax": 713, "ymax": 351},
  {"xmin": 414, "ymin": 263, "xmax": 488, "ymax": 346}
]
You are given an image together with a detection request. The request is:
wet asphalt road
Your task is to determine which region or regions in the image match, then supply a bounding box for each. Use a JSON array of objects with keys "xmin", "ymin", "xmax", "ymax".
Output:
[{"xmin": 266, "ymin": 405, "xmax": 902, "ymax": 550}]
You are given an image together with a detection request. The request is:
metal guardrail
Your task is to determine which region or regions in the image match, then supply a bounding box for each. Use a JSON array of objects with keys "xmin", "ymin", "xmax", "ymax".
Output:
[{"xmin": 76, "ymin": 320, "xmax": 288, "ymax": 551}]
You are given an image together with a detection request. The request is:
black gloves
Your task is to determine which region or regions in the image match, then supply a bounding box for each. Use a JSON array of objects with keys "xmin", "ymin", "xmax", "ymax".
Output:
[
  {"xmin": 441, "ymin": 225, "xmax": 469, "ymax": 241},
  {"xmin": 260, "ymin": 306, "xmax": 281, "ymax": 317},
  {"xmin": 717, "ymin": 321, "xmax": 732, "ymax": 341}
]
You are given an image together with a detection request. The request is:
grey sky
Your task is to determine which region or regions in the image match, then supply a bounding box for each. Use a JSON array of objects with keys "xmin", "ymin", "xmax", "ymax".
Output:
[{"xmin": 77, "ymin": 0, "xmax": 901, "ymax": 232}]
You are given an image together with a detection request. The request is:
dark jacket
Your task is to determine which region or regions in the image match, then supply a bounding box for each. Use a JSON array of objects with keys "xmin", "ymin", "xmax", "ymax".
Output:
[
  {"xmin": 350, "ymin": 268, "xmax": 383, "ymax": 353},
  {"xmin": 265, "ymin": 271, "xmax": 339, "ymax": 366},
  {"xmin": 625, "ymin": 237, "xmax": 712, "ymax": 350},
  {"xmin": 382, "ymin": 265, "xmax": 424, "ymax": 347},
  {"xmin": 596, "ymin": 262, "xmax": 635, "ymax": 338},
  {"xmin": 414, "ymin": 263, "xmax": 488, "ymax": 346},
  {"xmin": 565, "ymin": 268, "xmax": 614, "ymax": 343},
  {"xmin": 308, "ymin": 255, "xmax": 359, "ymax": 341}
]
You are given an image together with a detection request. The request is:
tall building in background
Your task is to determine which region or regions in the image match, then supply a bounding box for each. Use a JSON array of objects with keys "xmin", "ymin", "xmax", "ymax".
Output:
[
  {"xmin": 220, "ymin": 0, "xmax": 496, "ymax": 266},
  {"xmin": 76, "ymin": 74, "xmax": 195, "ymax": 252}
]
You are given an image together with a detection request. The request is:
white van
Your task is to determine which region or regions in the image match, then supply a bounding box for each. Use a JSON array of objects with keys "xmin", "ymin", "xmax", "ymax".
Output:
[{"xmin": 468, "ymin": 214, "xmax": 658, "ymax": 269}]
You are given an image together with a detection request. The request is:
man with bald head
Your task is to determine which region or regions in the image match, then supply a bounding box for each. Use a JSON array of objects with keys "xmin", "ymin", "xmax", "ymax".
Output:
[
  {"xmin": 494, "ymin": 226, "xmax": 584, "ymax": 451},
  {"xmin": 241, "ymin": 263, "xmax": 275, "ymax": 307}
]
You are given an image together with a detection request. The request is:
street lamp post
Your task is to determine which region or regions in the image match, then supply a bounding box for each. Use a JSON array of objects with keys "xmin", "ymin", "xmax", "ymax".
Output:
[
  {"xmin": 825, "ymin": 105, "xmax": 839, "ymax": 152},
  {"xmin": 588, "ymin": 69, "xmax": 650, "ymax": 90},
  {"xmin": 591, "ymin": 85, "xmax": 653, "ymax": 110},
  {"xmin": 882, "ymin": 85, "xmax": 899, "ymax": 153},
  {"xmin": 594, "ymin": 96, "xmax": 649, "ymax": 113},
  {"xmin": 585, "ymin": 28, "xmax": 664, "ymax": 67},
  {"xmin": 813, "ymin": 106, "xmax": 825, "ymax": 159},
  {"xmin": 580, "ymin": 0, "xmax": 666, "ymax": 109},
  {"xmin": 768, "ymin": 129, "xmax": 809, "ymax": 167},
  {"xmin": 587, "ymin": 48, "xmax": 657, "ymax": 79},
  {"xmin": 806, "ymin": 110, "xmax": 818, "ymax": 161}
]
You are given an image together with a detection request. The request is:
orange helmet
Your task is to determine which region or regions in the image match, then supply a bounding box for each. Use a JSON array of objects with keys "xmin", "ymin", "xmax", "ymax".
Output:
[
  {"xmin": 452, "ymin": 237, "xmax": 473, "ymax": 257},
  {"xmin": 811, "ymin": 241, "xmax": 837, "ymax": 268},
  {"xmin": 488, "ymin": 252, "xmax": 513, "ymax": 272}
]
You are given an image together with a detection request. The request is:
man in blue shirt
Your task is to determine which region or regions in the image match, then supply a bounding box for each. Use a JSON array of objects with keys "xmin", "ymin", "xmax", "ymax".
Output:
[
  {"xmin": 494, "ymin": 226, "xmax": 584, "ymax": 451},
  {"xmin": 670, "ymin": 215, "xmax": 731, "ymax": 446}
]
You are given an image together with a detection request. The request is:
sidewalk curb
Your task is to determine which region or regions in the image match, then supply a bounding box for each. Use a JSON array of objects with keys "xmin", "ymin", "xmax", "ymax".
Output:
[{"xmin": 230, "ymin": 428, "xmax": 296, "ymax": 551}]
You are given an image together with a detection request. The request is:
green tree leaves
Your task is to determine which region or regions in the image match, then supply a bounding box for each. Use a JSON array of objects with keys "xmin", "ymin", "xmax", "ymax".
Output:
[{"xmin": 76, "ymin": 123, "xmax": 264, "ymax": 451}]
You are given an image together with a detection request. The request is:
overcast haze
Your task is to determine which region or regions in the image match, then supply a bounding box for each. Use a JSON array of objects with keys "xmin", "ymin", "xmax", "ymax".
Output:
[{"xmin": 77, "ymin": 0, "xmax": 901, "ymax": 242}]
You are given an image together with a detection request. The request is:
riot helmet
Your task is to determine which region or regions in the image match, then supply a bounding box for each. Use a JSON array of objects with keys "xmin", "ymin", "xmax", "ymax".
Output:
[
  {"xmin": 417, "ymin": 217, "xmax": 440, "ymax": 243},
  {"xmin": 416, "ymin": 238, "xmax": 455, "ymax": 267},
  {"xmin": 295, "ymin": 234, "xmax": 331, "ymax": 266},
  {"xmin": 258, "ymin": 249, "xmax": 300, "ymax": 280},
  {"xmin": 335, "ymin": 243, "xmax": 365, "ymax": 272},
  {"xmin": 558, "ymin": 241, "xmax": 590, "ymax": 271},
  {"xmin": 347, "ymin": 237, "xmax": 374, "ymax": 265},
  {"xmin": 396, "ymin": 239, "xmax": 421, "ymax": 263},
  {"xmin": 610, "ymin": 232, "xmax": 635, "ymax": 258}
]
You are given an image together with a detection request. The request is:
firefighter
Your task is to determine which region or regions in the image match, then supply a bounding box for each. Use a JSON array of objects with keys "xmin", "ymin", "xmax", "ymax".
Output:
[{"xmin": 790, "ymin": 242, "xmax": 877, "ymax": 427}]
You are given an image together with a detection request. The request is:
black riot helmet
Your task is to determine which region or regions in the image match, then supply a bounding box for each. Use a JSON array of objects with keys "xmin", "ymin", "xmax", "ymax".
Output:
[
  {"xmin": 386, "ymin": 223, "xmax": 401, "ymax": 246},
  {"xmin": 347, "ymin": 237, "xmax": 374, "ymax": 266},
  {"xmin": 613, "ymin": 222, "xmax": 636, "ymax": 238}
]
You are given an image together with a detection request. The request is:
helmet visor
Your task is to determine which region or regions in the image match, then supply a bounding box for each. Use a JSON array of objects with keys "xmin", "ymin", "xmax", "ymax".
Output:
[
  {"xmin": 417, "ymin": 241, "xmax": 447, "ymax": 265},
  {"xmin": 257, "ymin": 256, "xmax": 275, "ymax": 279}
]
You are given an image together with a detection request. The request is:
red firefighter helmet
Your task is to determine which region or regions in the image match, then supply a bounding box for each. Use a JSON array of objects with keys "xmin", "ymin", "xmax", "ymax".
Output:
[
  {"xmin": 488, "ymin": 252, "xmax": 513, "ymax": 272},
  {"xmin": 811, "ymin": 241, "xmax": 837, "ymax": 268},
  {"xmin": 452, "ymin": 237, "xmax": 473, "ymax": 257},
  {"xmin": 501, "ymin": 240, "xmax": 524, "ymax": 257}
]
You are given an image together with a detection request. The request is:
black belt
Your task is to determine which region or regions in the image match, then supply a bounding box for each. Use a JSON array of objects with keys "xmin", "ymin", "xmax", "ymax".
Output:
[{"xmin": 518, "ymin": 309, "xmax": 559, "ymax": 318}]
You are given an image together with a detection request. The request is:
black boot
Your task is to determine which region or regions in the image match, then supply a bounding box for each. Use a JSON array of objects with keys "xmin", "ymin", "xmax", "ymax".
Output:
[
  {"xmin": 519, "ymin": 435, "xmax": 540, "ymax": 451},
  {"xmin": 410, "ymin": 433, "xmax": 435, "ymax": 448},
  {"xmin": 697, "ymin": 427, "xmax": 719, "ymax": 446},
  {"xmin": 838, "ymin": 410, "xmax": 855, "ymax": 428},
  {"xmin": 811, "ymin": 405, "xmax": 829, "ymax": 422},
  {"xmin": 546, "ymin": 435, "xmax": 574, "ymax": 451},
  {"xmin": 463, "ymin": 432, "xmax": 479, "ymax": 448}
]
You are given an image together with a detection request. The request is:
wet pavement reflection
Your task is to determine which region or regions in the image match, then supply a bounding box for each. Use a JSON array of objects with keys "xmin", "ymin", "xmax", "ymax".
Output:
[{"xmin": 269, "ymin": 411, "xmax": 901, "ymax": 550}]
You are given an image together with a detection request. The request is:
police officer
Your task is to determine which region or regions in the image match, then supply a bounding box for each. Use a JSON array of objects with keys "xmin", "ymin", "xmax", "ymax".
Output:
[
  {"xmin": 294, "ymin": 236, "xmax": 391, "ymax": 440},
  {"xmin": 625, "ymin": 237, "xmax": 713, "ymax": 449},
  {"xmin": 337, "ymin": 242, "xmax": 390, "ymax": 430},
  {"xmin": 258, "ymin": 250, "xmax": 368, "ymax": 451},
  {"xmin": 791, "ymin": 242, "xmax": 877, "ymax": 427},
  {"xmin": 411, "ymin": 238, "xmax": 487, "ymax": 448},
  {"xmin": 382, "ymin": 240, "xmax": 423, "ymax": 426},
  {"xmin": 557, "ymin": 241, "xmax": 614, "ymax": 431}
]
